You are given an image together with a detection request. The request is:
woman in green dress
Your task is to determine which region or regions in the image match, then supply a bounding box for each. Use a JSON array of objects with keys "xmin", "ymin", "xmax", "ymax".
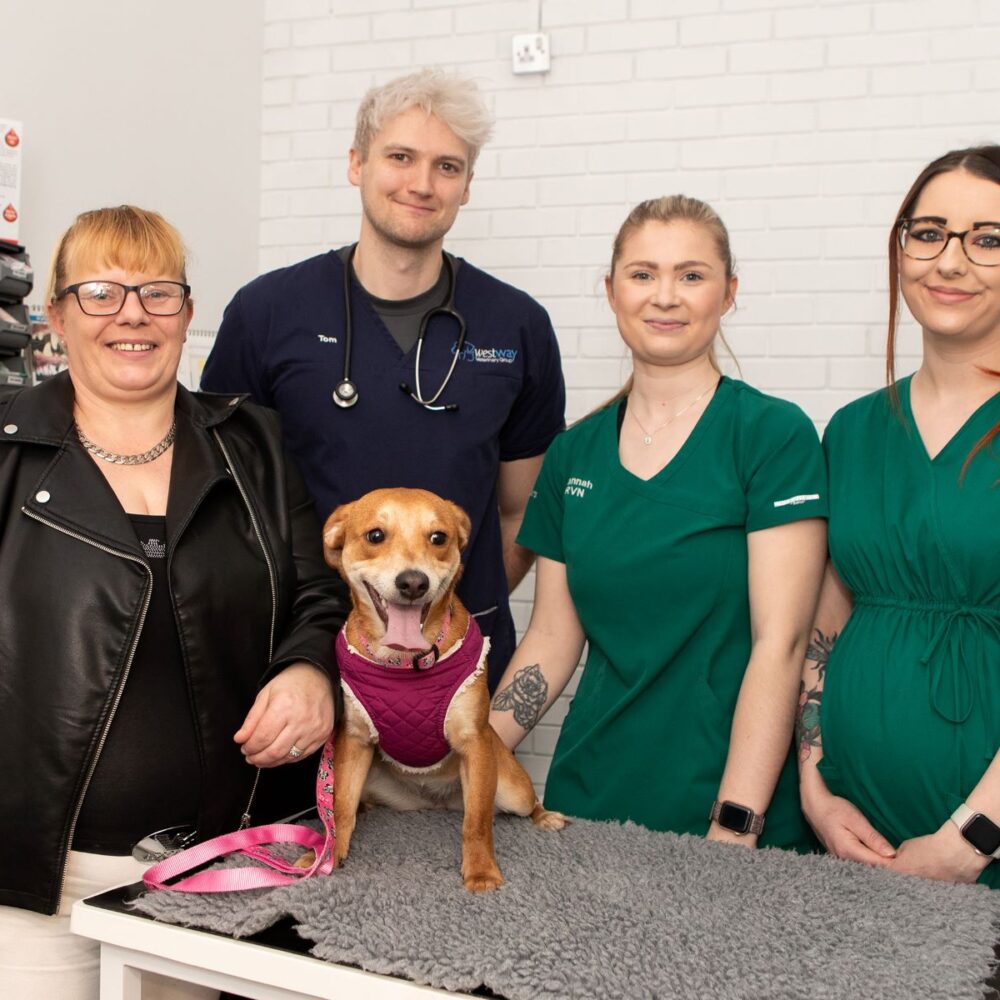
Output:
[
  {"xmin": 488, "ymin": 196, "xmax": 827, "ymax": 851},
  {"xmin": 799, "ymin": 146, "xmax": 1000, "ymax": 887}
]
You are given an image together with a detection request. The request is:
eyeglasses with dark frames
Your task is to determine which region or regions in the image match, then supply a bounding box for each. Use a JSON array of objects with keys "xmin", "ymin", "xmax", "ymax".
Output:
[
  {"xmin": 898, "ymin": 218, "xmax": 1000, "ymax": 267},
  {"xmin": 55, "ymin": 280, "xmax": 191, "ymax": 316}
]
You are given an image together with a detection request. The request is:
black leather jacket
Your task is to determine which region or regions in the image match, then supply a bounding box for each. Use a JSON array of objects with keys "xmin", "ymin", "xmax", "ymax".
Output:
[{"xmin": 0, "ymin": 373, "xmax": 348, "ymax": 914}]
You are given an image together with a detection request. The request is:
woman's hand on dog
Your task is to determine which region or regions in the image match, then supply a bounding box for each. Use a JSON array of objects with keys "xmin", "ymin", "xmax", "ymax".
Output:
[{"xmin": 234, "ymin": 662, "xmax": 335, "ymax": 767}]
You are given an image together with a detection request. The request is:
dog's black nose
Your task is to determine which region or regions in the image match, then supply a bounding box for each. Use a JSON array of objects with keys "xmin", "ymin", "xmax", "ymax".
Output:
[{"xmin": 395, "ymin": 570, "xmax": 430, "ymax": 601}]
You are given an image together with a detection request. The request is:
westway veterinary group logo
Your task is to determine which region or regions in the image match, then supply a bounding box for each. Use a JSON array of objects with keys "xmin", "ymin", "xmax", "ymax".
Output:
[{"xmin": 452, "ymin": 341, "xmax": 518, "ymax": 364}]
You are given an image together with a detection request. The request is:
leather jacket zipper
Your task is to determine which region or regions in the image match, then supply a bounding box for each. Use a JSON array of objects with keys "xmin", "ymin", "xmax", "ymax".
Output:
[
  {"xmin": 22, "ymin": 507, "xmax": 153, "ymax": 907},
  {"xmin": 213, "ymin": 430, "xmax": 278, "ymax": 827}
]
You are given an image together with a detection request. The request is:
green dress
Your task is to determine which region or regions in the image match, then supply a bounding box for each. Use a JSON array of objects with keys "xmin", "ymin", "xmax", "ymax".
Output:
[
  {"xmin": 820, "ymin": 377, "xmax": 1000, "ymax": 888},
  {"xmin": 519, "ymin": 377, "xmax": 826, "ymax": 850}
]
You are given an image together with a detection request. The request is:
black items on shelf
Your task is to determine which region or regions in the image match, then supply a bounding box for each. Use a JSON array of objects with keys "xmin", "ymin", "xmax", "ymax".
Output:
[
  {"xmin": 0, "ymin": 245, "xmax": 32, "ymax": 302},
  {"xmin": 0, "ymin": 243, "xmax": 33, "ymax": 386}
]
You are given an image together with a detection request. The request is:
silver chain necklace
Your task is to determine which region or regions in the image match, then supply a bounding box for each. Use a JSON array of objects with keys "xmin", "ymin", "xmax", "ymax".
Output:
[
  {"xmin": 628, "ymin": 380, "xmax": 718, "ymax": 445},
  {"xmin": 75, "ymin": 420, "xmax": 177, "ymax": 466}
]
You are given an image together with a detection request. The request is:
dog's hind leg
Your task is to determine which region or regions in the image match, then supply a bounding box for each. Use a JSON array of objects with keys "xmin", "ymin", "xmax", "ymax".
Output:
[
  {"xmin": 493, "ymin": 732, "xmax": 568, "ymax": 831},
  {"xmin": 528, "ymin": 800, "xmax": 569, "ymax": 830},
  {"xmin": 333, "ymin": 726, "xmax": 375, "ymax": 867}
]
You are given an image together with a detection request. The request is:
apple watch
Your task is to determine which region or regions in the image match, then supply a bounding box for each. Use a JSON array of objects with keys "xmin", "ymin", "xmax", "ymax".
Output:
[
  {"xmin": 710, "ymin": 799, "xmax": 765, "ymax": 836},
  {"xmin": 950, "ymin": 803, "xmax": 1000, "ymax": 859}
]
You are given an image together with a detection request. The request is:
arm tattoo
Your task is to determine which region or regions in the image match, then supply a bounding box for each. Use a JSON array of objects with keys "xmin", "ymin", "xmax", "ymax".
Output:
[
  {"xmin": 797, "ymin": 628, "xmax": 837, "ymax": 762},
  {"xmin": 492, "ymin": 664, "xmax": 548, "ymax": 732},
  {"xmin": 804, "ymin": 628, "xmax": 836, "ymax": 683},
  {"xmin": 795, "ymin": 681, "xmax": 823, "ymax": 763}
]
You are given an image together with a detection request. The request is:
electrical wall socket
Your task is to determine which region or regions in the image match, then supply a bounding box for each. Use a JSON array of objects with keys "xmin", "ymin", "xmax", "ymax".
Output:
[{"xmin": 512, "ymin": 33, "xmax": 550, "ymax": 75}]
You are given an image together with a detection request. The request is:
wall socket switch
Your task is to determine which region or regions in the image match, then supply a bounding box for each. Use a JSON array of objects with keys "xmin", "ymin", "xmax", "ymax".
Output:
[{"xmin": 512, "ymin": 33, "xmax": 551, "ymax": 75}]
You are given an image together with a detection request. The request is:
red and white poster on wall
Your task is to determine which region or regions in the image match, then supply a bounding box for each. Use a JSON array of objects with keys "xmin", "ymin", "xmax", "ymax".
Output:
[{"xmin": 0, "ymin": 119, "xmax": 23, "ymax": 246}]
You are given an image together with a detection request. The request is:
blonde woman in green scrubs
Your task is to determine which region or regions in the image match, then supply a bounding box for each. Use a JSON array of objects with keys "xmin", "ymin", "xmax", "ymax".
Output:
[
  {"xmin": 799, "ymin": 146, "xmax": 1000, "ymax": 887},
  {"xmin": 489, "ymin": 196, "xmax": 827, "ymax": 851}
]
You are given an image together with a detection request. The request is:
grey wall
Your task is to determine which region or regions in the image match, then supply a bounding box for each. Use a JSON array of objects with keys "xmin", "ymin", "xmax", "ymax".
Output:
[{"xmin": 3, "ymin": 0, "xmax": 264, "ymax": 332}]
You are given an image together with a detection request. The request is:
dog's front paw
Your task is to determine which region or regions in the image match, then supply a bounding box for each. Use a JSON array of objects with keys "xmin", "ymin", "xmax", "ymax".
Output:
[
  {"xmin": 530, "ymin": 803, "xmax": 569, "ymax": 831},
  {"xmin": 463, "ymin": 865, "xmax": 504, "ymax": 893}
]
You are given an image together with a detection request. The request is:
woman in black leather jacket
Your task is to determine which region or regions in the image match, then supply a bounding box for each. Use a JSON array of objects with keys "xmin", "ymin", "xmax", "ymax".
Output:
[{"xmin": 0, "ymin": 206, "xmax": 348, "ymax": 999}]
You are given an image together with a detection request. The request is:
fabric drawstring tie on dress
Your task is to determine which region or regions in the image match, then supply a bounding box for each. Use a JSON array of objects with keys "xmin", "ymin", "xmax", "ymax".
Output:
[{"xmin": 856, "ymin": 594, "xmax": 1000, "ymax": 759}]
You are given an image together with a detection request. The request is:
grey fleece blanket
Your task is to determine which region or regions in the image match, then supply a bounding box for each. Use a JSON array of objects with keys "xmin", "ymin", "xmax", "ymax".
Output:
[{"xmin": 133, "ymin": 808, "xmax": 1000, "ymax": 999}]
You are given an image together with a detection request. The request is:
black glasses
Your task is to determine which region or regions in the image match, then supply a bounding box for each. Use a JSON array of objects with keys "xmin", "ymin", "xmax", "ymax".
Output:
[
  {"xmin": 56, "ymin": 280, "xmax": 191, "ymax": 316},
  {"xmin": 898, "ymin": 219, "xmax": 1000, "ymax": 267}
]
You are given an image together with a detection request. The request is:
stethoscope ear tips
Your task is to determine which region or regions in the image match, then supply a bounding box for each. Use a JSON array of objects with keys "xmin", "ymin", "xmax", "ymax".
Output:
[{"xmin": 333, "ymin": 380, "xmax": 359, "ymax": 408}]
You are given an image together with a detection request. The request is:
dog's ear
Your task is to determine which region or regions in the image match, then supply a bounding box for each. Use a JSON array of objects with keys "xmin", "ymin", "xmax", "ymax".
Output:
[
  {"xmin": 447, "ymin": 502, "xmax": 472, "ymax": 552},
  {"xmin": 322, "ymin": 504, "xmax": 351, "ymax": 570}
]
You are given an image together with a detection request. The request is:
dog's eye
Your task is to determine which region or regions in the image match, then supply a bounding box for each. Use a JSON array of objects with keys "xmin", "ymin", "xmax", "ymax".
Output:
[
  {"xmin": 366, "ymin": 529, "xmax": 385, "ymax": 544},
  {"xmin": 429, "ymin": 531, "xmax": 447, "ymax": 546}
]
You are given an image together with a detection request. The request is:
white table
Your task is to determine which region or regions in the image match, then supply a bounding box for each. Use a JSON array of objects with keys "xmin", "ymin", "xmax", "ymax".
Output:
[{"xmin": 71, "ymin": 893, "xmax": 464, "ymax": 1000}]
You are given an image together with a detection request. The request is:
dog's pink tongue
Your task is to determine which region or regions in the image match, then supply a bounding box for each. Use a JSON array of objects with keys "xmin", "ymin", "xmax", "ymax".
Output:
[{"xmin": 383, "ymin": 603, "xmax": 427, "ymax": 651}]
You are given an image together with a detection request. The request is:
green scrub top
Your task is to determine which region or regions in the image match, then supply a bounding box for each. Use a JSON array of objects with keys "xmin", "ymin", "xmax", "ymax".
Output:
[
  {"xmin": 519, "ymin": 377, "xmax": 827, "ymax": 850},
  {"xmin": 820, "ymin": 377, "xmax": 1000, "ymax": 888}
]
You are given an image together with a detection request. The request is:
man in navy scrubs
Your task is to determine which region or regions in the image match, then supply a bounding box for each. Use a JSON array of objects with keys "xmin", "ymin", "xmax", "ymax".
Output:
[{"xmin": 202, "ymin": 68, "xmax": 566, "ymax": 687}]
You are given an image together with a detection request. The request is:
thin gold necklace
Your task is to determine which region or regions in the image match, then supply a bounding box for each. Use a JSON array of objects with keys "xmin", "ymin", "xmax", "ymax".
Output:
[{"xmin": 628, "ymin": 380, "xmax": 718, "ymax": 446}]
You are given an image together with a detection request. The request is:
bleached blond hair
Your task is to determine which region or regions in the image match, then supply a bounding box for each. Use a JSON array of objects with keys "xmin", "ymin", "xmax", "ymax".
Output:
[{"xmin": 353, "ymin": 68, "xmax": 494, "ymax": 169}]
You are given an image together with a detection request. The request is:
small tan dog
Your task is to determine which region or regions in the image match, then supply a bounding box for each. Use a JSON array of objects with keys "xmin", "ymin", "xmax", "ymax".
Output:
[{"xmin": 321, "ymin": 487, "xmax": 565, "ymax": 892}]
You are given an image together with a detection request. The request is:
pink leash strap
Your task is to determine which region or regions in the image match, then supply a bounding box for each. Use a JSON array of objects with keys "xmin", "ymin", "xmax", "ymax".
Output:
[{"xmin": 143, "ymin": 736, "xmax": 336, "ymax": 893}]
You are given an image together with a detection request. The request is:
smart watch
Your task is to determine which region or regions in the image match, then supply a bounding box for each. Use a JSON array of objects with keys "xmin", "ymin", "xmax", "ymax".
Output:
[
  {"xmin": 950, "ymin": 803, "xmax": 1000, "ymax": 859},
  {"xmin": 710, "ymin": 799, "xmax": 765, "ymax": 836}
]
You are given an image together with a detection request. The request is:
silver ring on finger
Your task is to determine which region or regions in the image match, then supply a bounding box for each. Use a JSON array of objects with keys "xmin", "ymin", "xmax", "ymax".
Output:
[{"xmin": 287, "ymin": 744, "xmax": 304, "ymax": 759}]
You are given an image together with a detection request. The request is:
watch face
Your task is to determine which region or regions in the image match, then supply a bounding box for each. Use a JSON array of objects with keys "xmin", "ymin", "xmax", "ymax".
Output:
[
  {"xmin": 963, "ymin": 814, "xmax": 1000, "ymax": 856},
  {"xmin": 718, "ymin": 801, "xmax": 753, "ymax": 835}
]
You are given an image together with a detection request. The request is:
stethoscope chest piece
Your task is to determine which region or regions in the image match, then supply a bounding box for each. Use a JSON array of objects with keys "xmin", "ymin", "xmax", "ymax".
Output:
[{"xmin": 333, "ymin": 379, "xmax": 359, "ymax": 408}]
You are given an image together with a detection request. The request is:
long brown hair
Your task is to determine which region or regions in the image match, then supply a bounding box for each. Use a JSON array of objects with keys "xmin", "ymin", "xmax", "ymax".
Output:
[
  {"xmin": 594, "ymin": 195, "xmax": 737, "ymax": 416},
  {"xmin": 886, "ymin": 146, "xmax": 1000, "ymax": 472}
]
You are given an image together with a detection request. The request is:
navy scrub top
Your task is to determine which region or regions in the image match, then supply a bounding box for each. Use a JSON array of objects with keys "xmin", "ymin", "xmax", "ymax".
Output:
[{"xmin": 201, "ymin": 250, "xmax": 566, "ymax": 685}]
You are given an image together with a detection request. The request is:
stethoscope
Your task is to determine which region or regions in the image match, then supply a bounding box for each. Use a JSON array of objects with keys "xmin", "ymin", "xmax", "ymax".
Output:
[{"xmin": 333, "ymin": 245, "xmax": 466, "ymax": 413}]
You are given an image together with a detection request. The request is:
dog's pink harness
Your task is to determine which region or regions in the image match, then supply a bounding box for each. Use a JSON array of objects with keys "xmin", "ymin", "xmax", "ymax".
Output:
[{"xmin": 336, "ymin": 617, "xmax": 488, "ymax": 771}]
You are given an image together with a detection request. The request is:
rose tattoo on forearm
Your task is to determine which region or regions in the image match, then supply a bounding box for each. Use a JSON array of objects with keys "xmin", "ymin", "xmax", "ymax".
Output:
[{"xmin": 492, "ymin": 664, "xmax": 548, "ymax": 731}]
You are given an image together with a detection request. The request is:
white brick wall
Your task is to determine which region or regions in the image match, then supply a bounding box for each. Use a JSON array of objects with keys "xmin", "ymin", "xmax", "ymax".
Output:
[{"xmin": 256, "ymin": 0, "xmax": 998, "ymax": 794}]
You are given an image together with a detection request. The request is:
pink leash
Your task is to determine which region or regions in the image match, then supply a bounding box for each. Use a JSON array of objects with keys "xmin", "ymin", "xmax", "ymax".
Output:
[{"xmin": 143, "ymin": 736, "xmax": 336, "ymax": 893}]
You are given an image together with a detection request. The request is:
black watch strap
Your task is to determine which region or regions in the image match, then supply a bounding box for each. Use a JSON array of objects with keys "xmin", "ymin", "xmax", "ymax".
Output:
[{"xmin": 710, "ymin": 799, "xmax": 765, "ymax": 836}]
